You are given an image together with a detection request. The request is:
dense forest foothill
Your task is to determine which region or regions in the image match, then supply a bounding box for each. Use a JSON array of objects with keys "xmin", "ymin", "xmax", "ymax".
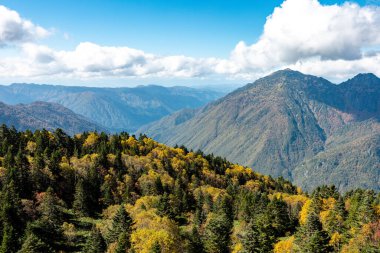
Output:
[{"xmin": 0, "ymin": 125, "xmax": 378, "ymax": 252}]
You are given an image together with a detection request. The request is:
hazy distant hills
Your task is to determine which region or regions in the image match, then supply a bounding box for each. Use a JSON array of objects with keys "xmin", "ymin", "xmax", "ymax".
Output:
[
  {"xmin": 0, "ymin": 84, "xmax": 224, "ymax": 132},
  {"xmin": 140, "ymin": 69, "xmax": 380, "ymax": 192},
  {"xmin": 0, "ymin": 101, "xmax": 105, "ymax": 135}
]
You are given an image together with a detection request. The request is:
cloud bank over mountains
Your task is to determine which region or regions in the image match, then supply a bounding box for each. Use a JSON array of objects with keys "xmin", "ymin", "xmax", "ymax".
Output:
[{"xmin": 1, "ymin": 0, "xmax": 380, "ymax": 83}]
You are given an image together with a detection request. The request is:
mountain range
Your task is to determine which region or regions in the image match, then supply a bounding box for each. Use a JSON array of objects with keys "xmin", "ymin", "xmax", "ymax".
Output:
[
  {"xmin": 0, "ymin": 101, "xmax": 105, "ymax": 135},
  {"xmin": 0, "ymin": 84, "xmax": 224, "ymax": 132},
  {"xmin": 139, "ymin": 69, "xmax": 380, "ymax": 192}
]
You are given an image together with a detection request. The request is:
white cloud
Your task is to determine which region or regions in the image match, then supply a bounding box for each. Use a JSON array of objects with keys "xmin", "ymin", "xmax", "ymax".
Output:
[
  {"xmin": 8, "ymin": 42, "xmax": 227, "ymax": 79},
  {"xmin": 1, "ymin": 0, "xmax": 380, "ymax": 83},
  {"xmin": 231, "ymin": 0, "xmax": 380, "ymax": 71},
  {"xmin": 0, "ymin": 5, "xmax": 49, "ymax": 46}
]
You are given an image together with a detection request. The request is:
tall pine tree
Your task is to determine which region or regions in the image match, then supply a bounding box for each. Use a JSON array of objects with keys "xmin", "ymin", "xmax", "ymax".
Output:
[
  {"xmin": 203, "ymin": 213, "xmax": 231, "ymax": 253},
  {"xmin": 106, "ymin": 205, "xmax": 133, "ymax": 245},
  {"xmin": 83, "ymin": 226, "xmax": 106, "ymax": 253}
]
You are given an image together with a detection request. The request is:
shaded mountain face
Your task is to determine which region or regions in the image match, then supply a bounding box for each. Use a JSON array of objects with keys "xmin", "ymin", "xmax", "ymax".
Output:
[
  {"xmin": 0, "ymin": 101, "xmax": 105, "ymax": 135},
  {"xmin": 0, "ymin": 84, "xmax": 224, "ymax": 132},
  {"xmin": 139, "ymin": 70, "xmax": 380, "ymax": 192}
]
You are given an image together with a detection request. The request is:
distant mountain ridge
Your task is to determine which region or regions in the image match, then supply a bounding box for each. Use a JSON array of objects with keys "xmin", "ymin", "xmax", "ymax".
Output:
[
  {"xmin": 139, "ymin": 69, "xmax": 380, "ymax": 192},
  {"xmin": 0, "ymin": 83, "xmax": 224, "ymax": 132},
  {"xmin": 0, "ymin": 101, "xmax": 105, "ymax": 135}
]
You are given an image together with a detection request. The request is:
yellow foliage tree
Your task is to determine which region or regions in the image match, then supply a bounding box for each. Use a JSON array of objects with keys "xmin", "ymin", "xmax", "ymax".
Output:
[
  {"xmin": 274, "ymin": 236, "xmax": 295, "ymax": 253},
  {"xmin": 83, "ymin": 132, "xmax": 99, "ymax": 147},
  {"xmin": 299, "ymin": 199, "xmax": 312, "ymax": 225},
  {"xmin": 329, "ymin": 232, "xmax": 342, "ymax": 252},
  {"xmin": 130, "ymin": 209, "xmax": 181, "ymax": 253}
]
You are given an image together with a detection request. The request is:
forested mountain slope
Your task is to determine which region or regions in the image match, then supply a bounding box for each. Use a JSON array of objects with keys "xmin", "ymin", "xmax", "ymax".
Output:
[
  {"xmin": 139, "ymin": 69, "xmax": 380, "ymax": 192},
  {"xmin": 0, "ymin": 101, "xmax": 105, "ymax": 135},
  {"xmin": 0, "ymin": 84, "xmax": 223, "ymax": 132},
  {"xmin": 0, "ymin": 125, "xmax": 378, "ymax": 252}
]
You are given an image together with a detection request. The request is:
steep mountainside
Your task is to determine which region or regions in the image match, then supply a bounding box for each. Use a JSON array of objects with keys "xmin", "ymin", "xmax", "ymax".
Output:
[
  {"xmin": 0, "ymin": 101, "xmax": 105, "ymax": 135},
  {"xmin": 139, "ymin": 70, "xmax": 380, "ymax": 192},
  {"xmin": 0, "ymin": 84, "xmax": 223, "ymax": 132}
]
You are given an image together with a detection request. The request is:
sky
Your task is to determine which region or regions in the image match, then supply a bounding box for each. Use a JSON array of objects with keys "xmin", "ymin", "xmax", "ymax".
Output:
[{"xmin": 0, "ymin": 0, "xmax": 379, "ymax": 87}]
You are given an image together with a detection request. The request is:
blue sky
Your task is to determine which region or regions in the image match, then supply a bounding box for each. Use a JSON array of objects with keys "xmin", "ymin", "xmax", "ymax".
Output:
[
  {"xmin": 0, "ymin": 0, "xmax": 379, "ymax": 86},
  {"xmin": 0, "ymin": 0, "xmax": 368, "ymax": 57}
]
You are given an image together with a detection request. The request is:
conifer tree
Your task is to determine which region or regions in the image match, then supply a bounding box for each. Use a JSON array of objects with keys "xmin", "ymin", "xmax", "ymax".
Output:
[
  {"xmin": 357, "ymin": 191, "xmax": 375, "ymax": 225},
  {"xmin": 14, "ymin": 148, "xmax": 31, "ymax": 198},
  {"xmin": 188, "ymin": 226, "xmax": 204, "ymax": 253},
  {"xmin": 114, "ymin": 150, "xmax": 125, "ymax": 179},
  {"xmin": 157, "ymin": 193, "xmax": 173, "ymax": 219},
  {"xmin": 83, "ymin": 226, "xmax": 106, "ymax": 253},
  {"xmin": 115, "ymin": 232, "xmax": 130, "ymax": 253},
  {"xmin": 241, "ymin": 213, "xmax": 275, "ymax": 253},
  {"xmin": 0, "ymin": 180, "xmax": 24, "ymax": 253},
  {"xmin": 29, "ymin": 187, "xmax": 63, "ymax": 248},
  {"xmin": 214, "ymin": 195, "xmax": 233, "ymax": 225},
  {"xmin": 49, "ymin": 150, "xmax": 61, "ymax": 176},
  {"xmin": 267, "ymin": 197, "xmax": 292, "ymax": 236},
  {"xmin": 106, "ymin": 205, "xmax": 133, "ymax": 244},
  {"xmin": 0, "ymin": 223, "xmax": 17, "ymax": 253},
  {"xmin": 17, "ymin": 233, "xmax": 53, "ymax": 253},
  {"xmin": 3, "ymin": 147, "xmax": 15, "ymax": 170},
  {"xmin": 87, "ymin": 165, "xmax": 101, "ymax": 213},
  {"xmin": 295, "ymin": 211, "xmax": 332, "ymax": 253},
  {"xmin": 38, "ymin": 187, "xmax": 62, "ymax": 224},
  {"xmin": 203, "ymin": 213, "xmax": 231, "ymax": 253},
  {"xmin": 73, "ymin": 179, "xmax": 89, "ymax": 217}
]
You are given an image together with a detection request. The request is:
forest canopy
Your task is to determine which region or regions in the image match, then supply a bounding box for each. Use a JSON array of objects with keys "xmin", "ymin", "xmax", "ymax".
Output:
[{"xmin": 0, "ymin": 125, "xmax": 378, "ymax": 252}]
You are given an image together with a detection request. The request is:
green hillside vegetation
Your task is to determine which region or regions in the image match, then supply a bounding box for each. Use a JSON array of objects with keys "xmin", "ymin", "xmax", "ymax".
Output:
[
  {"xmin": 139, "ymin": 70, "xmax": 380, "ymax": 192},
  {"xmin": 0, "ymin": 125, "xmax": 378, "ymax": 252},
  {"xmin": 0, "ymin": 101, "xmax": 105, "ymax": 135}
]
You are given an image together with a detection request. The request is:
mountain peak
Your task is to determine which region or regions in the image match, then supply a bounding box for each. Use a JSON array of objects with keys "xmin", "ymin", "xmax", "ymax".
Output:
[
  {"xmin": 245, "ymin": 69, "xmax": 332, "ymax": 92},
  {"xmin": 353, "ymin": 72, "xmax": 378, "ymax": 78},
  {"xmin": 350, "ymin": 73, "xmax": 379, "ymax": 82},
  {"xmin": 267, "ymin": 68, "xmax": 305, "ymax": 79},
  {"xmin": 342, "ymin": 72, "xmax": 380, "ymax": 88}
]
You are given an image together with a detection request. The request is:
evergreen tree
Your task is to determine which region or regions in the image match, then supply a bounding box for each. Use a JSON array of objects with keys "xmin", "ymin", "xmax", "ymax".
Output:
[
  {"xmin": 172, "ymin": 177, "xmax": 185, "ymax": 216},
  {"xmin": 188, "ymin": 226, "xmax": 204, "ymax": 253},
  {"xmin": 357, "ymin": 191, "xmax": 375, "ymax": 225},
  {"xmin": 38, "ymin": 187, "xmax": 62, "ymax": 224},
  {"xmin": 106, "ymin": 205, "xmax": 133, "ymax": 244},
  {"xmin": 194, "ymin": 191, "xmax": 205, "ymax": 226},
  {"xmin": 87, "ymin": 165, "xmax": 101, "ymax": 213},
  {"xmin": 115, "ymin": 232, "xmax": 130, "ymax": 253},
  {"xmin": 114, "ymin": 150, "xmax": 125, "ymax": 179},
  {"xmin": 83, "ymin": 226, "xmax": 106, "ymax": 253},
  {"xmin": 267, "ymin": 197, "xmax": 292, "ymax": 236},
  {"xmin": 241, "ymin": 213, "xmax": 275, "ymax": 253},
  {"xmin": 3, "ymin": 147, "xmax": 15, "ymax": 170},
  {"xmin": 48, "ymin": 150, "xmax": 61, "ymax": 181},
  {"xmin": 73, "ymin": 179, "xmax": 89, "ymax": 217},
  {"xmin": 295, "ymin": 211, "xmax": 332, "ymax": 253},
  {"xmin": 0, "ymin": 180, "xmax": 24, "ymax": 253},
  {"xmin": 157, "ymin": 193, "xmax": 174, "ymax": 219},
  {"xmin": 203, "ymin": 213, "xmax": 231, "ymax": 253},
  {"xmin": 214, "ymin": 195, "xmax": 233, "ymax": 225},
  {"xmin": 101, "ymin": 173, "xmax": 117, "ymax": 207},
  {"xmin": 0, "ymin": 223, "xmax": 17, "ymax": 253},
  {"xmin": 28, "ymin": 187, "xmax": 64, "ymax": 249},
  {"xmin": 17, "ymin": 233, "xmax": 53, "ymax": 253},
  {"xmin": 14, "ymin": 148, "xmax": 31, "ymax": 198},
  {"xmin": 154, "ymin": 177, "xmax": 164, "ymax": 195}
]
